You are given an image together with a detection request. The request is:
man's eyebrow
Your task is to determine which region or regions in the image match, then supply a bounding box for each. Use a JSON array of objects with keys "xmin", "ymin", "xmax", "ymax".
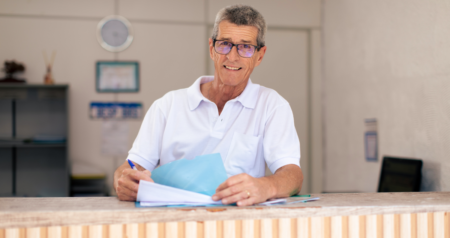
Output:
[{"xmin": 217, "ymin": 38, "xmax": 254, "ymax": 44}]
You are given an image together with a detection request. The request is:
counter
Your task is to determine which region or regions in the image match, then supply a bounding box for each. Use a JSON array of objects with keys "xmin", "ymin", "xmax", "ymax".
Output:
[{"xmin": 1, "ymin": 192, "xmax": 449, "ymax": 238}]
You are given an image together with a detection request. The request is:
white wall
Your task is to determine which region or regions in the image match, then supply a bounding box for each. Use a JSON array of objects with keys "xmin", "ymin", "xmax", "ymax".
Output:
[
  {"xmin": 323, "ymin": 0, "xmax": 450, "ymax": 192},
  {"xmin": 0, "ymin": 0, "xmax": 322, "ymax": 195}
]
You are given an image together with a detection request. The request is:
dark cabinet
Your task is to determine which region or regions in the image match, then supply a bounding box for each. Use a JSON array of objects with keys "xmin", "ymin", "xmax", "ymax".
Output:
[{"xmin": 0, "ymin": 85, "xmax": 69, "ymax": 197}]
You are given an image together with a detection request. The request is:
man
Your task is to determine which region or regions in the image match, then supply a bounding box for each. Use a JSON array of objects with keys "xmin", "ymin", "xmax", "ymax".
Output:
[{"xmin": 114, "ymin": 4, "xmax": 303, "ymax": 206}]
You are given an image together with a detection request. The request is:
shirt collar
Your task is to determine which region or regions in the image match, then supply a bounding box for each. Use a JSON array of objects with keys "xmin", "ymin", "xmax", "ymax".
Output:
[{"xmin": 187, "ymin": 76, "xmax": 260, "ymax": 110}]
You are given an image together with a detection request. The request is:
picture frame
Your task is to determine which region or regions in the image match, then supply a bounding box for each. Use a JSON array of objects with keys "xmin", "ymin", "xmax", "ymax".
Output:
[{"xmin": 96, "ymin": 61, "xmax": 139, "ymax": 92}]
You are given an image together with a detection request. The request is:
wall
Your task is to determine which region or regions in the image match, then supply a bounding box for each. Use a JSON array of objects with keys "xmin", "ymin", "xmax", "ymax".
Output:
[
  {"xmin": 0, "ymin": 0, "xmax": 322, "ymax": 194},
  {"xmin": 323, "ymin": 0, "xmax": 450, "ymax": 192}
]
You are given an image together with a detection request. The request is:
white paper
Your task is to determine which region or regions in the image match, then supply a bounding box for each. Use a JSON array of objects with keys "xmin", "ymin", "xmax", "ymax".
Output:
[
  {"xmin": 286, "ymin": 197, "xmax": 320, "ymax": 204},
  {"xmin": 364, "ymin": 118, "xmax": 378, "ymax": 161},
  {"xmin": 101, "ymin": 120, "xmax": 129, "ymax": 155},
  {"xmin": 137, "ymin": 181, "xmax": 223, "ymax": 206},
  {"xmin": 99, "ymin": 65, "xmax": 136, "ymax": 90},
  {"xmin": 137, "ymin": 181, "xmax": 316, "ymax": 207},
  {"xmin": 366, "ymin": 134, "xmax": 377, "ymax": 157},
  {"xmin": 257, "ymin": 198, "xmax": 287, "ymax": 206},
  {"xmin": 140, "ymin": 201, "xmax": 221, "ymax": 207}
]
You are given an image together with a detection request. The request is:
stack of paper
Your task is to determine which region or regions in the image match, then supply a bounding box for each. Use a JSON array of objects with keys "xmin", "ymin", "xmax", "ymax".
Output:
[
  {"xmin": 137, "ymin": 181, "xmax": 223, "ymax": 207},
  {"xmin": 136, "ymin": 153, "xmax": 228, "ymax": 207}
]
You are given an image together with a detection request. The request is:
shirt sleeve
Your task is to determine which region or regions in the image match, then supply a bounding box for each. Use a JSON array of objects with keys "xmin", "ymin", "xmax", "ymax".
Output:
[
  {"xmin": 263, "ymin": 103, "xmax": 301, "ymax": 174},
  {"xmin": 126, "ymin": 99, "xmax": 166, "ymax": 171}
]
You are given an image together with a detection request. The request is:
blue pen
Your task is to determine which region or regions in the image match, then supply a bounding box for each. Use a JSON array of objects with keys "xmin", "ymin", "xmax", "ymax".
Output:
[{"xmin": 127, "ymin": 159, "xmax": 138, "ymax": 170}]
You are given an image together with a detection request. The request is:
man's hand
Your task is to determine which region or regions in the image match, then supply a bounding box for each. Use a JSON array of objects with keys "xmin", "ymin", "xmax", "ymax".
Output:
[
  {"xmin": 212, "ymin": 174, "xmax": 275, "ymax": 206},
  {"xmin": 114, "ymin": 161, "xmax": 153, "ymax": 201},
  {"xmin": 212, "ymin": 165, "xmax": 303, "ymax": 206}
]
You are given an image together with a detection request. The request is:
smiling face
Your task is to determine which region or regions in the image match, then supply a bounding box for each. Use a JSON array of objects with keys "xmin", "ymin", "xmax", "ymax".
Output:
[{"xmin": 209, "ymin": 21, "xmax": 267, "ymax": 88}]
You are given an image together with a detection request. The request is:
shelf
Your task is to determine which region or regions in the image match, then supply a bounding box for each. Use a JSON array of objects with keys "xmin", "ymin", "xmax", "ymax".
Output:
[
  {"xmin": 0, "ymin": 85, "xmax": 69, "ymax": 197},
  {"xmin": 0, "ymin": 140, "xmax": 66, "ymax": 148},
  {"xmin": 0, "ymin": 84, "xmax": 68, "ymax": 89}
]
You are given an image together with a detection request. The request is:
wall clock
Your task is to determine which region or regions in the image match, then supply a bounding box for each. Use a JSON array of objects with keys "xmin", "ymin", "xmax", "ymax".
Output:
[{"xmin": 97, "ymin": 16, "xmax": 134, "ymax": 52}]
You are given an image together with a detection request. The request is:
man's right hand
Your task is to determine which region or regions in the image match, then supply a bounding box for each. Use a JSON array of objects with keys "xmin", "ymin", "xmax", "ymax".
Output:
[{"xmin": 114, "ymin": 161, "xmax": 154, "ymax": 201}]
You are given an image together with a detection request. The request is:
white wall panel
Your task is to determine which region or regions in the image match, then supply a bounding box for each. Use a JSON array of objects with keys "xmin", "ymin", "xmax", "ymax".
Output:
[
  {"xmin": 0, "ymin": 0, "xmax": 114, "ymax": 18},
  {"xmin": 323, "ymin": 0, "xmax": 450, "ymax": 192},
  {"xmin": 311, "ymin": 29, "xmax": 323, "ymax": 193},
  {"xmin": 119, "ymin": 0, "xmax": 205, "ymax": 23},
  {"xmin": 208, "ymin": 0, "xmax": 321, "ymax": 28},
  {"xmin": 208, "ymin": 29, "xmax": 309, "ymax": 192},
  {"xmin": 117, "ymin": 23, "xmax": 207, "ymax": 165}
]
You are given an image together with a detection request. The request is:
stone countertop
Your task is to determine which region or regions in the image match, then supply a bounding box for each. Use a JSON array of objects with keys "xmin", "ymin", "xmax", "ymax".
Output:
[{"xmin": 1, "ymin": 192, "xmax": 449, "ymax": 228}]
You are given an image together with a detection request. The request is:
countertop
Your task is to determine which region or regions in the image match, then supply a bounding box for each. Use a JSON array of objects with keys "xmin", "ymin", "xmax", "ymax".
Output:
[{"xmin": 1, "ymin": 192, "xmax": 449, "ymax": 228}]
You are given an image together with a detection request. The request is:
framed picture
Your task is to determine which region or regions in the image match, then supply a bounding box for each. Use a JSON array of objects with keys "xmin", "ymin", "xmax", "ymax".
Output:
[{"xmin": 96, "ymin": 61, "xmax": 139, "ymax": 92}]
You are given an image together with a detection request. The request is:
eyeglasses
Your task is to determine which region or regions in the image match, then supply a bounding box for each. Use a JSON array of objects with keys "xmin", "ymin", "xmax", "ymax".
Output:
[{"xmin": 213, "ymin": 39, "xmax": 261, "ymax": 58}]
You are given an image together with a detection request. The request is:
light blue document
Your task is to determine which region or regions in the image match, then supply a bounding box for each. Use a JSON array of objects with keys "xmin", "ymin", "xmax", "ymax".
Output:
[{"xmin": 150, "ymin": 153, "xmax": 228, "ymax": 196}]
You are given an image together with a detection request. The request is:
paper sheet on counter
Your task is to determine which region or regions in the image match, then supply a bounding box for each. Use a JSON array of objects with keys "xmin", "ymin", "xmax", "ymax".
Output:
[{"xmin": 137, "ymin": 181, "xmax": 223, "ymax": 206}]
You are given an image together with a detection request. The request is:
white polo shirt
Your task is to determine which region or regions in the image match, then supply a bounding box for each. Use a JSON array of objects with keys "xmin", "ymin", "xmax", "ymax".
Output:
[{"xmin": 127, "ymin": 76, "xmax": 300, "ymax": 178}]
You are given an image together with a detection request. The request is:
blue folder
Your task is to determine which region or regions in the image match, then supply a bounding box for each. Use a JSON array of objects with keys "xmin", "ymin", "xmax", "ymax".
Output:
[{"xmin": 150, "ymin": 153, "xmax": 228, "ymax": 196}]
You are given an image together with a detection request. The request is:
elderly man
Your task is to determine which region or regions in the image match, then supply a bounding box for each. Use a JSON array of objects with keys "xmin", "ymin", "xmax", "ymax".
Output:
[{"xmin": 114, "ymin": 4, "xmax": 303, "ymax": 206}]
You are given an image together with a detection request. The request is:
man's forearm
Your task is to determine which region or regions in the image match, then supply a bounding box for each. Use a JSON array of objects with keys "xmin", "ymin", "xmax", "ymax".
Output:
[{"xmin": 264, "ymin": 164, "xmax": 303, "ymax": 199}]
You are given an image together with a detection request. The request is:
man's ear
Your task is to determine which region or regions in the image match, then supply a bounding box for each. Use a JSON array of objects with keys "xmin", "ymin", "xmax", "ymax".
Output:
[
  {"xmin": 209, "ymin": 38, "xmax": 215, "ymax": 60},
  {"xmin": 254, "ymin": 46, "xmax": 267, "ymax": 67}
]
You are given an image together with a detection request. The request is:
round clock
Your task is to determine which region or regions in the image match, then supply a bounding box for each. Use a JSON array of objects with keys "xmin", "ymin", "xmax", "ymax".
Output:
[{"xmin": 97, "ymin": 15, "xmax": 134, "ymax": 52}]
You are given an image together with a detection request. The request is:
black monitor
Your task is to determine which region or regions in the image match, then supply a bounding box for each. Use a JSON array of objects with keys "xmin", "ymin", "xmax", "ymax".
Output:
[{"xmin": 378, "ymin": 156, "xmax": 423, "ymax": 192}]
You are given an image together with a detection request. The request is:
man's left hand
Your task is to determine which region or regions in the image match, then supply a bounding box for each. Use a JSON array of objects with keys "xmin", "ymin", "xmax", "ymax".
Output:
[{"xmin": 212, "ymin": 173, "xmax": 275, "ymax": 206}]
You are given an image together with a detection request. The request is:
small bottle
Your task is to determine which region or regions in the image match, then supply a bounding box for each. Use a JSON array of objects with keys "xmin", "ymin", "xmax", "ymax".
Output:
[{"xmin": 44, "ymin": 66, "xmax": 54, "ymax": 85}]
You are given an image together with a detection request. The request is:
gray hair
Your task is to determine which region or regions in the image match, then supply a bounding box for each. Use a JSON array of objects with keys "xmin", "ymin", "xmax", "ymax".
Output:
[{"xmin": 211, "ymin": 5, "xmax": 266, "ymax": 48}]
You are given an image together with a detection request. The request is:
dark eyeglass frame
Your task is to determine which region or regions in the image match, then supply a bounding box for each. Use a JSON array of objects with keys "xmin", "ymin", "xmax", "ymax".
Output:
[{"xmin": 213, "ymin": 39, "xmax": 262, "ymax": 58}]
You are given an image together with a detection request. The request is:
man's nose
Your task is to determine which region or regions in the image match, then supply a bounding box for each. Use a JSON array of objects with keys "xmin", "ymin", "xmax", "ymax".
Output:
[{"xmin": 227, "ymin": 46, "xmax": 240, "ymax": 61}]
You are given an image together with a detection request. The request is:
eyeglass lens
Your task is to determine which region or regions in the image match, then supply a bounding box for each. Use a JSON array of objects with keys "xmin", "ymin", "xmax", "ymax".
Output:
[{"xmin": 215, "ymin": 40, "xmax": 256, "ymax": 58}]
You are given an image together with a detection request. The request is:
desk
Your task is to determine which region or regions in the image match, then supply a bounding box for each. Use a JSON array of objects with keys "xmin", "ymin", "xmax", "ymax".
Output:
[{"xmin": 1, "ymin": 192, "xmax": 449, "ymax": 238}]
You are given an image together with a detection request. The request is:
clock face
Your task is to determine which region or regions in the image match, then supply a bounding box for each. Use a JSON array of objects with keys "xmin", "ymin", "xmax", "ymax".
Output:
[{"xmin": 97, "ymin": 16, "xmax": 133, "ymax": 52}]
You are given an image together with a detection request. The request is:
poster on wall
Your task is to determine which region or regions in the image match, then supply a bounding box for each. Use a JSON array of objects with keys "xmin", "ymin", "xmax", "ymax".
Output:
[
  {"xmin": 96, "ymin": 61, "xmax": 139, "ymax": 92},
  {"xmin": 90, "ymin": 102, "xmax": 143, "ymax": 119},
  {"xmin": 101, "ymin": 120, "xmax": 129, "ymax": 156},
  {"xmin": 90, "ymin": 102, "xmax": 142, "ymax": 155},
  {"xmin": 365, "ymin": 118, "xmax": 378, "ymax": 162}
]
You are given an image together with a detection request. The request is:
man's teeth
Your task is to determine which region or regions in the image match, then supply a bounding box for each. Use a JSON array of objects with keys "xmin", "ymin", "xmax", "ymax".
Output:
[{"xmin": 225, "ymin": 65, "xmax": 241, "ymax": 70}]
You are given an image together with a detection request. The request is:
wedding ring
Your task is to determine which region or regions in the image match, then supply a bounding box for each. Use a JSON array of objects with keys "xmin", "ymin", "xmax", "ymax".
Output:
[{"xmin": 246, "ymin": 190, "xmax": 251, "ymax": 198}]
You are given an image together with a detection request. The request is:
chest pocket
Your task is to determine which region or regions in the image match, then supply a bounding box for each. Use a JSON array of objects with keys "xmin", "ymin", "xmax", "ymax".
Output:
[{"xmin": 225, "ymin": 132, "xmax": 260, "ymax": 177}]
